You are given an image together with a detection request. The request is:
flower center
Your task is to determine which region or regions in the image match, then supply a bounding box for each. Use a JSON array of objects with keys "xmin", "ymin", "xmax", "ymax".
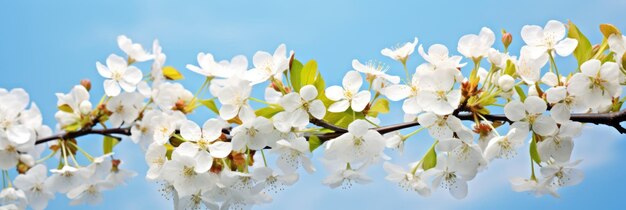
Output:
[
  {"xmin": 111, "ymin": 71, "xmax": 123, "ymax": 81},
  {"xmin": 183, "ymin": 166, "xmax": 196, "ymax": 177},
  {"xmin": 247, "ymin": 127, "xmax": 259, "ymax": 137}
]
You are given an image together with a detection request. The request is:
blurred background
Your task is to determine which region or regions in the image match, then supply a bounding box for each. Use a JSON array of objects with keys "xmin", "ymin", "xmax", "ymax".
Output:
[{"xmin": 1, "ymin": 0, "xmax": 625, "ymax": 209}]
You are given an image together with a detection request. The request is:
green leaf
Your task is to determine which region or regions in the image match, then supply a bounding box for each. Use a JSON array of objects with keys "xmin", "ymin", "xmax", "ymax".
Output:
[
  {"xmin": 163, "ymin": 66, "xmax": 184, "ymax": 80},
  {"xmin": 568, "ymin": 21, "xmax": 593, "ymax": 67},
  {"xmin": 103, "ymin": 136, "xmax": 120, "ymax": 154},
  {"xmin": 421, "ymin": 141, "xmax": 438, "ymax": 170},
  {"xmin": 313, "ymin": 72, "xmax": 326, "ymax": 96},
  {"xmin": 290, "ymin": 59, "xmax": 304, "ymax": 92},
  {"xmin": 600, "ymin": 23, "xmax": 621, "ymax": 38},
  {"xmin": 308, "ymin": 135, "xmax": 322, "ymax": 152},
  {"xmin": 504, "ymin": 59, "xmax": 516, "ymax": 76},
  {"xmin": 255, "ymin": 105, "xmax": 284, "ymax": 118},
  {"xmin": 199, "ymin": 99, "xmax": 219, "ymax": 114},
  {"xmin": 63, "ymin": 122, "xmax": 81, "ymax": 132},
  {"xmin": 368, "ymin": 98, "xmax": 390, "ymax": 117},
  {"xmin": 514, "ymin": 85, "xmax": 526, "ymax": 101},
  {"xmin": 58, "ymin": 104, "xmax": 74, "ymax": 113},
  {"xmin": 530, "ymin": 134, "xmax": 541, "ymax": 165},
  {"xmin": 301, "ymin": 60, "xmax": 319, "ymax": 86}
]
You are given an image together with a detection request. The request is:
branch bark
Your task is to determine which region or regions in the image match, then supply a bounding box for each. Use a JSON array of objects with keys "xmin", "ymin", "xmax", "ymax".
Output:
[{"xmin": 34, "ymin": 109, "xmax": 626, "ymax": 145}]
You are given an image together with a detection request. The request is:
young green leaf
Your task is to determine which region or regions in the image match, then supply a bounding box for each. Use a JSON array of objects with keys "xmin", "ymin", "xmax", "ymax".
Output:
[
  {"xmin": 199, "ymin": 99, "xmax": 219, "ymax": 114},
  {"xmin": 422, "ymin": 141, "xmax": 438, "ymax": 170},
  {"xmin": 368, "ymin": 98, "xmax": 390, "ymax": 117},
  {"xmin": 568, "ymin": 21, "xmax": 593, "ymax": 67},
  {"xmin": 301, "ymin": 60, "xmax": 319, "ymax": 86},
  {"xmin": 530, "ymin": 134, "xmax": 542, "ymax": 165},
  {"xmin": 163, "ymin": 66, "xmax": 184, "ymax": 80},
  {"xmin": 255, "ymin": 105, "xmax": 284, "ymax": 118},
  {"xmin": 290, "ymin": 59, "xmax": 304, "ymax": 92},
  {"xmin": 103, "ymin": 136, "xmax": 120, "ymax": 154},
  {"xmin": 514, "ymin": 85, "xmax": 527, "ymax": 101},
  {"xmin": 308, "ymin": 135, "xmax": 322, "ymax": 152}
]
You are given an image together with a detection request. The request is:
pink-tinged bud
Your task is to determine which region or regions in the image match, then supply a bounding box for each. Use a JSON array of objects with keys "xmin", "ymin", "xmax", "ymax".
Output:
[
  {"xmin": 80, "ymin": 79, "xmax": 92, "ymax": 91},
  {"xmin": 502, "ymin": 32, "xmax": 512, "ymax": 49}
]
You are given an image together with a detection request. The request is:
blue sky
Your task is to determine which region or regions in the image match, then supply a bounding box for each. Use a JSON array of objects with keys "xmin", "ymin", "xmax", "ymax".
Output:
[{"xmin": 1, "ymin": 0, "xmax": 626, "ymax": 209}]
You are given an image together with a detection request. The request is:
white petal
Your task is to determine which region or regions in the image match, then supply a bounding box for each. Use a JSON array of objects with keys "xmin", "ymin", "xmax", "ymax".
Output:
[
  {"xmin": 532, "ymin": 115, "xmax": 558, "ymax": 136},
  {"xmin": 308, "ymin": 100, "xmax": 326, "ymax": 119},
  {"xmin": 524, "ymin": 96, "xmax": 547, "ymax": 114},
  {"xmin": 342, "ymin": 71, "xmax": 363, "ymax": 92},
  {"xmin": 328, "ymin": 100, "xmax": 350, "ymax": 113},
  {"xmin": 550, "ymin": 103, "xmax": 571, "ymax": 123},
  {"xmin": 103, "ymin": 80, "xmax": 121, "ymax": 97},
  {"xmin": 383, "ymin": 85, "xmax": 410, "ymax": 101},
  {"xmin": 449, "ymin": 179, "xmax": 468, "ymax": 199},
  {"xmin": 325, "ymin": 86, "xmax": 345, "ymax": 101},
  {"xmin": 180, "ymin": 120, "xmax": 202, "ymax": 142},
  {"xmin": 350, "ymin": 91, "xmax": 371, "ymax": 112},
  {"xmin": 122, "ymin": 66, "xmax": 143, "ymax": 85},
  {"xmin": 521, "ymin": 25, "xmax": 544, "ymax": 46},
  {"xmin": 555, "ymin": 38, "xmax": 578, "ymax": 57},
  {"xmin": 194, "ymin": 150, "xmax": 213, "ymax": 173},
  {"xmin": 300, "ymin": 85, "xmax": 318, "ymax": 101},
  {"xmin": 544, "ymin": 20, "xmax": 566, "ymax": 41},
  {"xmin": 580, "ymin": 59, "xmax": 601, "ymax": 76},
  {"xmin": 348, "ymin": 120, "xmax": 369, "ymax": 137},
  {"xmin": 279, "ymin": 93, "xmax": 302, "ymax": 112},
  {"xmin": 209, "ymin": 141, "xmax": 232, "ymax": 158},
  {"xmin": 219, "ymin": 104, "xmax": 239, "ymax": 120},
  {"xmin": 96, "ymin": 62, "xmax": 111, "ymax": 78},
  {"xmin": 504, "ymin": 100, "xmax": 525, "ymax": 121}
]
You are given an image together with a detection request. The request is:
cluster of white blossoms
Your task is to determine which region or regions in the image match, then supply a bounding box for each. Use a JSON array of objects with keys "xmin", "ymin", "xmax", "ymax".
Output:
[{"xmin": 1, "ymin": 20, "xmax": 626, "ymax": 209}]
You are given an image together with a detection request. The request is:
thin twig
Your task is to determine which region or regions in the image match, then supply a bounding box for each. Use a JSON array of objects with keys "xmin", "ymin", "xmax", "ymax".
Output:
[{"xmin": 34, "ymin": 110, "xmax": 626, "ymax": 145}]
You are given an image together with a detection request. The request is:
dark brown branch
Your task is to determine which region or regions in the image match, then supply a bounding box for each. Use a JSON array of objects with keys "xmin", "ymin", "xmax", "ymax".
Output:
[
  {"xmin": 35, "ymin": 127, "xmax": 131, "ymax": 145},
  {"xmin": 310, "ymin": 118, "xmax": 347, "ymax": 132},
  {"xmin": 34, "ymin": 110, "xmax": 626, "ymax": 145}
]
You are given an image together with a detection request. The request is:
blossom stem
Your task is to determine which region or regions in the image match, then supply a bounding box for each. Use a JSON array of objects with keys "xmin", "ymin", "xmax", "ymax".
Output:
[
  {"xmin": 249, "ymin": 97, "xmax": 273, "ymax": 106},
  {"xmin": 261, "ymin": 150, "xmax": 268, "ymax": 167},
  {"xmin": 36, "ymin": 150, "xmax": 58, "ymax": 164},
  {"xmin": 592, "ymin": 40, "xmax": 609, "ymax": 59},
  {"xmin": 477, "ymin": 114, "xmax": 501, "ymax": 136},
  {"xmin": 3, "ymin": 170, "xmax": 11, "ymax": 188},
  {"xmin": 548, "ymin": 51, "xmax": 562, "ymax": 85},
  {"xmin": 364, "ymin": 117, "xmax": 380, "ymax": 128},
  {"xmin": 402, "ymin": 62, "xmax": 410, "ymax": 84},
  {"xmin": 190, "ymin": 77, "xmax": 211, "ymax": 106},
  {"xmin": 171, "ymin": 133, "xmax": 186, "ymax": 142},
  {"xmin": 67, "ymin": 141, "xmax": 94, "ymax": 162},
  {"xmin": 402, "ymin": 127, "xmax": 425, "ymax": 140},
  {"xmin": 60, "ymin": 139, "xmax": 69, "ymax": 166}
]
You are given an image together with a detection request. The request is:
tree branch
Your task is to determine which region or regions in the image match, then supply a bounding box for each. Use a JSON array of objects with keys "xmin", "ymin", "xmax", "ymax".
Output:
[{"xmin": 34, "ymin": 109, "xmax": 626, "ymax": 145}]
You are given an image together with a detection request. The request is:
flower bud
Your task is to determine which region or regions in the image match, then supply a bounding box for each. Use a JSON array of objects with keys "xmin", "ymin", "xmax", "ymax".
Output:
[
  {"xmin": 502, "ymin": 32, "xmax": 512, "ymax": 49},
  {"xmin": 498, "ymin": 75, "xmax": 515, "ymax": 91},
  {"xmin": 79, "ymin": 101, "xmax": 92, "ymax": 115},
  {"xmin": 19, "ymin": 154, "xmax": 35, "ymax": 167},
  {"xmin": 80, "ymin": 79, "xmax": 92, "ymax": 91}
]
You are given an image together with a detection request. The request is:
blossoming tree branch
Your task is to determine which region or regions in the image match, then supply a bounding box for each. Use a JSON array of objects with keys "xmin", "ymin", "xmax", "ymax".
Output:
[{"xmin": 1, "ymin": 20, "xmax": 626, "ymax": 209}]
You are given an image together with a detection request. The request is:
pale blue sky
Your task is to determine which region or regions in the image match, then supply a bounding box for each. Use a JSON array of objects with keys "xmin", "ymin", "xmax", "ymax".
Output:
[{"xmin": 1, "ymin": 0, "xmax": 625, "ymax": 209}]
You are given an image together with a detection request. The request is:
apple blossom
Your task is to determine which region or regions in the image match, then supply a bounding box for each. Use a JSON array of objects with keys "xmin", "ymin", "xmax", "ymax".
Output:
[
  {"xmin": 117, "ymin": 35, "xmax": 154, "ymax": 62},
  {"xmin": 381, "ymin": 37, "xmax": 418, "ymax": 64},
  {"xmin": 504, "ymin": 96, "xmax": 558, "ymax": 136},
  {"xmin": 521, "ymin": 20, "xmax": 578, "ymax": 58},
  {"xmin": 96, "ymin": 54, "xmax": 143, "ymax": 97},
  {"xmin": 458, "ymin": 27, "xmax": 495, "ymax": 59},
  {"xmin": 325, "ymin": 71, "xmax": 371, "ymax": 112},
  {"xmin": 567, "ymin": 59, "xmax": 621, "ymax": 112}
]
